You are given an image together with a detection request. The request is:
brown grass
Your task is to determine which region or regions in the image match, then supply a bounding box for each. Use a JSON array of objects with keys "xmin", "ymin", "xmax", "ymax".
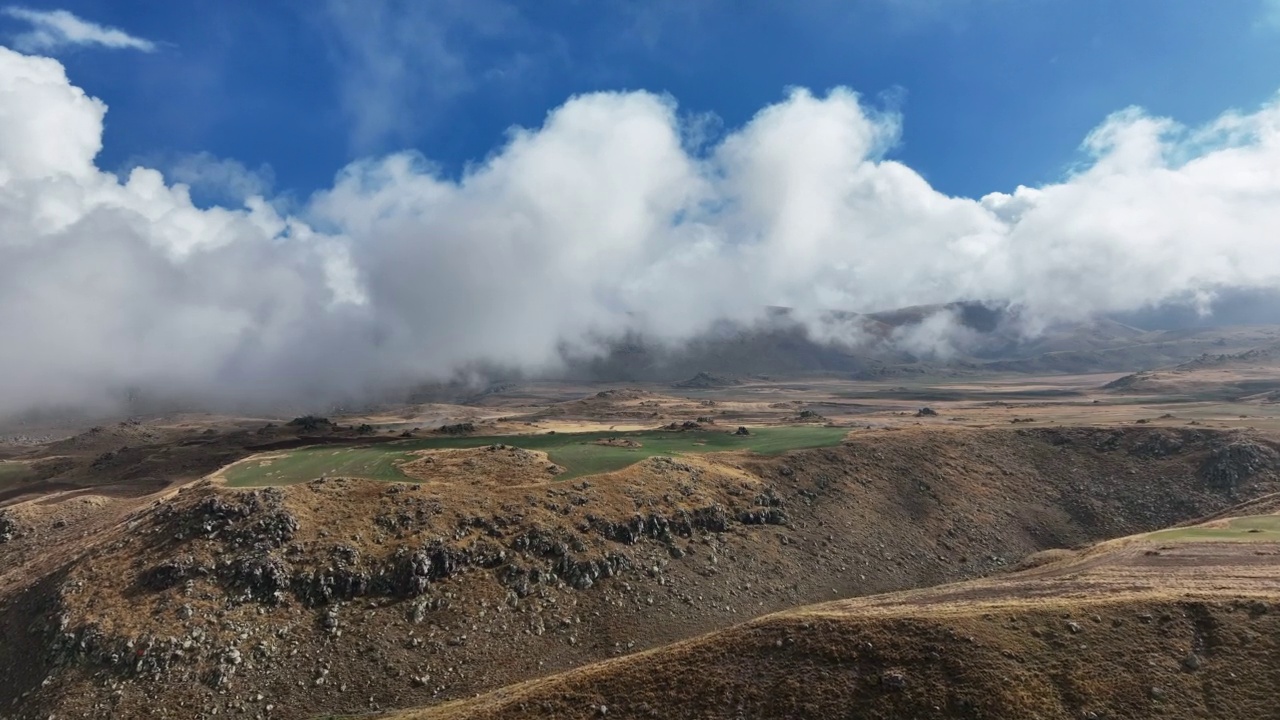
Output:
[
  {"xmin": 387, "ymin": 516, "xmax": 1280, "ymax": 720},
  {"xmin": 4, "ymin": 424, "xmax": 1277, "ymax": 720},
  {"xmin": 397, "ymin": 446, "xmax": 564, "ymax": 486}
]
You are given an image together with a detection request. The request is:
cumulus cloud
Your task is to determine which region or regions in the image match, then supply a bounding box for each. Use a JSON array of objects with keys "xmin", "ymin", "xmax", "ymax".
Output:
[
  {"xmin": 978, "ymin": 100, "xmax": 1280, "ymax": 330},
  {"xmin": 1, "ymin": 7, "xmax": 156, "ymax": 53},
  {"xmin": 0, "ymin": 48, "xmax": 355, "ymax": 415},
  {"xmin": 160, "ymin": 152, "xmax": 276, "ymax": 207},
  {"xmin": 3, "ymin": 46, "xmax": 1280, "ymax": 416}
]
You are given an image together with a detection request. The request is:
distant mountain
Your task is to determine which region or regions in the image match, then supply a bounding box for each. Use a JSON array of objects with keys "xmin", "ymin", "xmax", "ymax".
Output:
[{"xmin": 563, "ymin": 302, "xmax": 1280, "ymax": 382}]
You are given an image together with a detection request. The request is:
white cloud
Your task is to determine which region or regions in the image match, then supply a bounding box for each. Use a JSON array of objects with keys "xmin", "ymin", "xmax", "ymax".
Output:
[
  {"xmin": 0, "ymin": 47, "xmax": 353, "ymax": 415},
  {"xmin": 1, "ymin": 7, "xmax": 156, "ymax": 53},
  {"xmin": 4, "ymin": 46, "xmax": 1280, "ymax": 416},
  {"xmin": 980, "ymin": 98, "xmax": 1280, "ymax": 324},
  {"xmin": 160, "ymin": 152, "xmax": 275, "ymax": 206}
]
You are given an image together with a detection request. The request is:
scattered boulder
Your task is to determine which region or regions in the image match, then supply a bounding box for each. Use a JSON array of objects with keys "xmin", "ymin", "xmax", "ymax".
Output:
[
  {"xmin": 0, "ymin": 510, "xmax": 16, "ymax": 543},
  {"xmin": 1200, "ymin": 439, "xmax": 1279, "ymax": 490},
  {"xmin": 1132, "ymin": 431, "xmax": 1185, "ymax": 458},
  {"xmin": 734, "ymin": 426, "xmax": 751, "ymax": 436},
  {"xmin": 399, "ymin": 445, "xmax": 564, "ymax": 484},
  {"xmin": 880, "ymin": 669, "xmax": 908, "ymax": 690},
  {"xmin": 737, "ymin": 507, "xmax": 788, "ymax": 525}
]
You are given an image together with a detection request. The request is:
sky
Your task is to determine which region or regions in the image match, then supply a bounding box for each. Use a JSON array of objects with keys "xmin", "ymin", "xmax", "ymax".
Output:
[
  {"xmin": 3, "ymin": 0, "xmax": 1279, "ymax": 200},
  {"xmin": 2, "ymin": 1, "xmax": 1280, "ymax": 416}
]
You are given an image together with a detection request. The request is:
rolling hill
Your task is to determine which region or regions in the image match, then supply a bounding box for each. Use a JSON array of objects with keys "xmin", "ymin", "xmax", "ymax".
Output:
[
  {"xmin": 381, "ymin": 501, "xmax": 1280, "ymax": 720},
  {"xmin": 3, "ymin": 425, "xmax": 1278, "ymax": 719}
]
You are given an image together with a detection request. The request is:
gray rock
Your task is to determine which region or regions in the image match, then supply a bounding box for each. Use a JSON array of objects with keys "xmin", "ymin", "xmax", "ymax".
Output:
[{"xmin": 881, "ymin": 670, "xmax": 907, "ymax": 689}]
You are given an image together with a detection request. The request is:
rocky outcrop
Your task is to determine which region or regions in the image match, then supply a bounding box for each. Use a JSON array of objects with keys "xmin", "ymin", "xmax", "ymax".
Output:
[
  {"xmin": 1200, "ymin": 440, "xmax": 1279, "ymax": 491},
  {"xmin": 588, "ymin": 505, "xmax": 734, "ymax": 546},
  {"xmin": 0, "ymin": 511, "xmax": 17, "ymax": 544}
]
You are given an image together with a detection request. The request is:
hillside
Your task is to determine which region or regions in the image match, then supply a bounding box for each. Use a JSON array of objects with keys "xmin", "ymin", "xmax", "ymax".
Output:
[
  {"xmin": 1104, "ymin": 338, "xmax": 1280, "ymax": 399},
  {"xmin": 2, "ymin": 426, "xmax": 1279, "ymax": 719},
  {"xmin": 1172, "ymin": 340, "xmax": 1280, "ymax": 371},
  {"xmin": 384, "ymin": 503, "xmax": 1280, "ymax": 720}
]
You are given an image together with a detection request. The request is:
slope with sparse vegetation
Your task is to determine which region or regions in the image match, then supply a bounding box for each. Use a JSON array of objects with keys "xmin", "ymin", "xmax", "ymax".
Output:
[
  {"xmin": 3, "ymin": 425, "xmax": 1278, "ymax": 719},
  {"xmin": 382, "ymin": 507, "xmax": 1280, "ymax": 720}
]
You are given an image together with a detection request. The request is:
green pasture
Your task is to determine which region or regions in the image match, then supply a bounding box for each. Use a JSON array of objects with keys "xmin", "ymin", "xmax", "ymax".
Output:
[
  {"xmin": 1144, "ymin": 515, "xmax": 1280, "ymax": 542},
  {"xmin": 0, "ymin": 461, "xmax": 34, "ymax": 487},
  {"xmin": 221, "ymin": 426, "xmax": 849, "ymax": 487}
]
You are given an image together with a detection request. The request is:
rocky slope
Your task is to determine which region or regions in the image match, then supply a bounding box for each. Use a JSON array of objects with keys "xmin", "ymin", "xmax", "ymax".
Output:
[
  {"xmin": 392, "ymin": 497, "xmax": 1280, "ymax": 720},
  {"xmin": 394, "ymin": 583, "xmax": 1280, "ymax": 720},
  {"xmin": 2, "ymin": 427, "xmax": 1278, "ymax": 719}
]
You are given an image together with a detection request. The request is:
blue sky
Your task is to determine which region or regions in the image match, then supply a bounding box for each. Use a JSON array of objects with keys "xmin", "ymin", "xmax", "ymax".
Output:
[
  {"xmin": 3, "ymin": 0, "xmax": 1279, "ymax": 201},
  {"xmin": 5, "ymin": 1, "xmax": 1280, "ymax": 413}
]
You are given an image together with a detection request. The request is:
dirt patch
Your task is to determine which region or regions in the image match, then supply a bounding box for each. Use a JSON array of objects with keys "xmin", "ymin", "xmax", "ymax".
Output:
[
  {"xmin": 398, "ymin": 444, "xmax": 564, "ymax": 485},
  {"xmin": 205, "ymin": 452, "xmax": 288, "ymax": 485}
]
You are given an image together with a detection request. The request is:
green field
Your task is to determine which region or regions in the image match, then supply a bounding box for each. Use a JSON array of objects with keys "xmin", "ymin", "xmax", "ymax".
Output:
[
  {"xmin": 1144, "ymin": 515, "xmax": 1280, "ymax": 542},
  {"xmin": 221, "ymin": 426, "xmax": 849, "ymax": 487},
  {"xmin": 0, "ymin": 461, "xmax": 34, "ymax": 487}
]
